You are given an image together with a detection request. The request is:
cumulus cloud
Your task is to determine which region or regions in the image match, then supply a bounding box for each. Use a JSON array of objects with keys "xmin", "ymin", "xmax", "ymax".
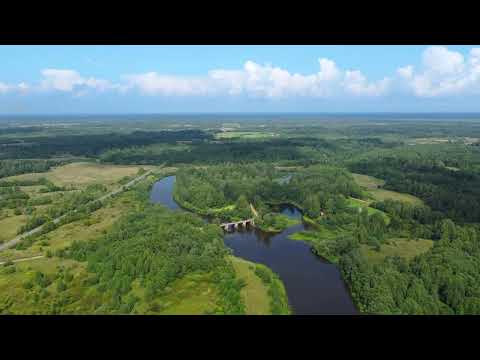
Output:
[
  {"xmin": 343, "ymin": 70, "xmax": 390, "ymax": 96},
  {"xmin": 3, "ymin": 46, "xmax": 480, "ymax": 100},
  {"xmin": 124, "ymin": 72, "xmax": 214, "ymax": 96},
  {"xmin": 125, "ymin": 58, "xmax": 386, "ymax": 98},
  {"xmin": 396, "ymin": 46, "xmax": 480, "ymax": 97},
  {"xmin": 397, "ymin": 65, "xmax": 414, "ymax": 79},
  {"xmin": 0, "ymin": 81, "xmax": 30, "ymax": 94},
  {"xmin": 40, "ymin": 69, "xmax": 123, "ymax": 94}
]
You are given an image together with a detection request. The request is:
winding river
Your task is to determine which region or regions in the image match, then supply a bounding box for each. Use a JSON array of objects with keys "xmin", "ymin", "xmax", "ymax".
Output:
[{"xmin": 150, "ymin": 175, "xmax": 358, "ymax": 315}]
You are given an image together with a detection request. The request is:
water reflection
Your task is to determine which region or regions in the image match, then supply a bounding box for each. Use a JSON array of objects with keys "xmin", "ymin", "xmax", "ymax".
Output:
[{"xmin": 150, "ymin": 176, "xmax": 358, "ymax": 315}]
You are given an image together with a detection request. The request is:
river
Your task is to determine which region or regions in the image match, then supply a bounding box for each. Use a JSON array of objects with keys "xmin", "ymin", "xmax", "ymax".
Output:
[{"xmin": 150, "ymin": 175, "xmax": 358, "ymax": 315}]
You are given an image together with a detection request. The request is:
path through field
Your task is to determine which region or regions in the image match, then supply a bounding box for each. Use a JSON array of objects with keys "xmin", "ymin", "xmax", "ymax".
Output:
[{"xmin": 0, "ymin": 169, "xmax": 155, "ymax": 252}]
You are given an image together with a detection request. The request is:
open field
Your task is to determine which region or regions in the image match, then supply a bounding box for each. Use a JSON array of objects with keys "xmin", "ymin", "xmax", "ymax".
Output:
[
  {"xmin": 31, "ymin": 201, "xmax": 126, "ymax": 251},
  {"xmin": 230, "ymin": 256, "xmax": 270, "ymax": 315},
  {"xmin": 153, "ymin": 273, "xmax": 219, "ymax": 315},
  {"xmin": 0, "ymin": 164, "xmax": 157, "ymax": 250},
  {"xmin": 360, "ymin": 238, "xmax": 434, "ymax": 264},
  {"xmin": 352, "ymin": 173, "xmax": 385, "ymax": 189},
  {"xmin": 215, "ymin": 131, "xmax": 278, "ymax": 140},
  {"xmin": 0, "ymin": 256, "xmax": 88, "ymax": 314},
  {"xmin": 370, "ymin": 188, "xmax": 424, "ymax": 205},
  {"xmin": 346, "ymin": 197, "xmax": 390, "ymax": 223},
  {"xmin": 0, "ymin": 185, "xmax": 137, "ymax": 262},
  {"xmin": 5, "ymin": 162, "xmax": 155, "ymax": 189},
  {"xmin": 352, "ymin": 173, "xmax": 423, "ymax": 205},
  {"xmin": 0, "ymin": 215, "xmax": 27, "ymax": 243}
]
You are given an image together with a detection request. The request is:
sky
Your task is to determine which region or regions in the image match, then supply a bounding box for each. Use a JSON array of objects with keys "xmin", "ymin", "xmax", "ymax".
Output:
[{"xmin": 1, "ymin": 45, "xmax": 480, "ymax": 114}]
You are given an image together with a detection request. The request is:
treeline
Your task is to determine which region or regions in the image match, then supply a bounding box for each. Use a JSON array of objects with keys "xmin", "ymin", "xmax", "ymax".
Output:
[
  {"xmin": 338, "ymin": 121, "xmax": 480, "ymax": 139},
  {"xmin": 349, "ymin": 145, "xmax": 480, "ymax": 222},
  {"xmin": 101, "ymin": 139, "xmax": 319, "ymax": 166},
  {"xmin": 0, "ymin": 130, "xmax": 211, "ymax": 159},
  {"xmin": 0, "ymin": 159, "xmax": 66, "ymax": 179},
  {"xmin": 174, "ymin": 163, "xmax": 364, "ymax": 223},
  {"xmin": 371, "ymin": 199, "xmax": 444, "ymax": 239},
  {"xmin": 100, "ymin": 137, "xmax": 400, "ymax": 167},
  {"xmin": 0, "ymin": 126, "xmax": 44, "ymax": 135},
  {"xmin": 340, "ymin": 220, "xmax": 480, "ymax": 314},
  {"xmin": 58, "ymin": 187, "xmax": 245, "ymax": 314}
]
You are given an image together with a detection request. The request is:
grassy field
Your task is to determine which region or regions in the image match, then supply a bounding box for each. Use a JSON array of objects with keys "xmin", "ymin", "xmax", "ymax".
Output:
[
  {"xmin": 352, "ymin": 173, "xmax": 385, "ymax": 189},
  {"xmin": 370, "ymin": 188, "xmax": 424, "ymax": 205},
  {"xmin": 230, "ymin": 256, "xmax": 270, "ymax": 315},
  {"xmin": 0, "ymin": 190, "xmax": 134, "ymax": 262},
  {"xmin": 0, "ymin": 215, "xmax": 27, "ymax": 243},
  {"xmin": 0, "ymin": 256, "xmax": 88, "ymax": 314},
  {"xmin": 6, "ymin": 162, "xmax": 154, "ymax": 190},
  {"xmin": 215, "ymin": 131, "xmax": 278, "ymax": 140},
  {"xmin": 360, "ymin": 238, "xmax": 434, "ymax": 264},
  {"xmin": 346, "ymin": 197, "xmax": 390, "ymax": 223},
  {"xmin": 0, "ymin": 162, "xmax": 158, "ymax": 249},
  {"xmin": 139, "ymin": 273, "xmax": 219, "ymax": 315},
  {"xmin": 352, "ymin": 173, "xmax": 423, "ymax": 205}
]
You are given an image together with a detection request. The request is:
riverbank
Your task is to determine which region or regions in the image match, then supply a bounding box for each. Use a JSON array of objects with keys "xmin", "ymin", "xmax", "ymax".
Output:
[
  {"xmin": 154, "ymin": 175, "xmax": 358, "ymax": 314},
  {"xmin": 153, "ymin": 175, "xmax": 293, "ymax": 314},
  {"xmin": 229, "ymin": 256, "xmax": 290, "ymax": 315},
  {"xmin": 256, "ymin": 213, "xmax": 300, "ymax": 233}
]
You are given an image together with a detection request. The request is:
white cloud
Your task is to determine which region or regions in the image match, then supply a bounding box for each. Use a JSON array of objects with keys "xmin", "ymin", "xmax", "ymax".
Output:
[
  {"xmin": 40, "ymin": 69, "xmax": 121, "ymax": 94},
  {"xmin": 0, "ymin": 81, "xmax": 30, "ymax": 94},
  {"xmin": 41, "ymin": 69, "xmax": 84, "ymax": 91},
  {"xmin": 124, "ymin": 72, "xmax": 213, "ymax": 96},
  {"xmin": 397, "ymin": 65, "xmax": 414, "ymax": 79},
  {"xmin": 318, "ymin": 58, "xmax": 340, "ymax": 81},
  {"xmin": 0, "ymin": 82, "xmax": 9, "ymax": 94},
  {"xmin": 422, "ymin": 46, "xmax": 465, "ymax": 75},
  {"xmin": 125, "ymin": 58, "xmax": 385, "ymax": 98},
  {"xmin": 343, "ymin": 70, "xmax": 390, "ymax": 96},
  {"xmin": 396, "ymin": 46, "xmax": 480, "ymax": 97},
  {"xmin": 5, "ymin": 46, "xmax": 480, "ymax": 101}
]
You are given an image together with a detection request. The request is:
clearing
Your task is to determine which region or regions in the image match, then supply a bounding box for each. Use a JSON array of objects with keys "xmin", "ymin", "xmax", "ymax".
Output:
[
  {"xmin": 352, "ymin": 173, "xmax": 423, "ymax": 205},
  {"xmin": 360, "ymin": 237, "xmax": 434, "ymax": 264},
  {"xmin": 230, "ymin": 256, "xmax": 270, "ymax": 315},
  {"xmin": 5, "ymin": 162, "xmax": 155, "ymax": 190}
]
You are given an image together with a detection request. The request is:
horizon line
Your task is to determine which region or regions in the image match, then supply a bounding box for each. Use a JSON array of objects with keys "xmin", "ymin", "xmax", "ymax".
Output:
[{"xmin": 2, "ymin": 112, "xmax": 480, "ymax": 117}]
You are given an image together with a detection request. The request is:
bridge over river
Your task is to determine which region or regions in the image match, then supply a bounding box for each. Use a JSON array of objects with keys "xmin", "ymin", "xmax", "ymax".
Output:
[{"xmin": 220, "ymin": 218, "xmax": 255, "ymax": 232}]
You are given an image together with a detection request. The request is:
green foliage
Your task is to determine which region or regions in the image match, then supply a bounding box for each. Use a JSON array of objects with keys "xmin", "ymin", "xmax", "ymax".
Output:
[
  {"xmin": 349, "ymin": 144, "xmax": 480, "ymax": 222},
  {"xmin": 0, "ymin": 159, "xmax": 65, "ymax": 179},
  {"xmin": 340, "ymin": 222, "xmax": 480, "ymax": 314},
  {"xmin": 254, "ymin": 264, "xmax": 290, "ymax": 315},
  {"xmin": 174, "ymin": 163, "xmax": 362, "ymax": 223},
  {"xmin": 60, "ymin": 195, "xmax": 244, "ymax": 313}
]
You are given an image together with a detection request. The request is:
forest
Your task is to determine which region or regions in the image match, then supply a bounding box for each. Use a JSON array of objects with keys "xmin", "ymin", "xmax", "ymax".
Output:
[
  {"xmin": 173, "ymin": 156, "xmax": 480, "ymax": 314},
  {"xmin": 348, "ymin": 145, "xmax": 480, "ymax": 222},
  {"xmin": 1, "ymin": 115, "xmax": 480, "ymax": 315}
]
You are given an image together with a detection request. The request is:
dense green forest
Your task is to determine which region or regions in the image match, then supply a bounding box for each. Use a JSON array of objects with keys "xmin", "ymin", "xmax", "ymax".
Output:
[
  {"xmin": 0, "ymin": 159, "xmax": 67, "ymax": 179},
  {"xmin": 174, "ymin": 158, "xmax": 480, "ymax": 314},
  {"xmin": 349, "ymin": 145, "xmax": 480, "ymax": 222},
  {"xmin": 0, "ymin": 130, "xmax": 210, "ymax": 159},
  {"xmin": 340, "ymin": 220, "xmax": 480, "ymax": 314},
  {"xmin": 173, "ymin": 164, "xmax": 364, "ymax": 226},
  {"xmin": 2, "ymin": 115, "xmax": 480, "ymax": 315},
  {"xmin": 1, "ymin": 179, "xmax": 248, "ymax": 314}
]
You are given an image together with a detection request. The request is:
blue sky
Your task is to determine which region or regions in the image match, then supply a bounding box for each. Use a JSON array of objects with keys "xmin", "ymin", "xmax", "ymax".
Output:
[{"xmin": 1, "ymin": 45, "xmax": 480, "ymax": 114}]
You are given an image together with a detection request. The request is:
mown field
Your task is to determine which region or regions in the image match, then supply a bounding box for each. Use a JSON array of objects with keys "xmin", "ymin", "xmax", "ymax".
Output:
[
  {"xmin": 360, "ymin": 238, "xmax": 434, "ymax": 264},
  {"xmin": 352, "ymin": 173, "xmax": 424, "ymax": 205},
  {"xmin": 5, "ymin": 162, "xmax": 154, "ymax": 190}
]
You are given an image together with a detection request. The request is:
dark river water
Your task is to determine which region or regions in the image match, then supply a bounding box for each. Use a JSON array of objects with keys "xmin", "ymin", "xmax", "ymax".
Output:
[{"xmin": 150, "ymin": 175, "xmax": 358, "ymax": 315}]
